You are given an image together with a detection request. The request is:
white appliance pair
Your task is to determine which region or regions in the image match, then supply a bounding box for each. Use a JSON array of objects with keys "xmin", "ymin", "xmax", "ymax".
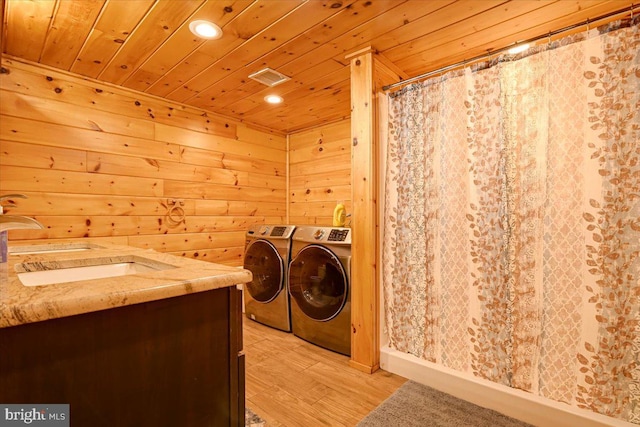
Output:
[{"xmin": 243, "ymin": 225, "xmax": 351, "ymax": 356}]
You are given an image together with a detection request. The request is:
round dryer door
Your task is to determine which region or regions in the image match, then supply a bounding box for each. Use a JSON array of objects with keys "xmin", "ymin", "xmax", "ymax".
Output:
[
  {"xmin": 288, "ymin": 244, "xmax": 348, "ymax": 321},
  {"xmin": 243, "ymin": 239, "xmax": 284, "ymax": 303}
]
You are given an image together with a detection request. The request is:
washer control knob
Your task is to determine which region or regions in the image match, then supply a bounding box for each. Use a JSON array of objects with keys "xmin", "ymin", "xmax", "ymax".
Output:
[
  {"xmin": 313, "ymin": 229, "xmax": 324, "ymax": 240},
  {"xmin": 260, "ymin": 226, "xmax": 269, "ymax": 235}
]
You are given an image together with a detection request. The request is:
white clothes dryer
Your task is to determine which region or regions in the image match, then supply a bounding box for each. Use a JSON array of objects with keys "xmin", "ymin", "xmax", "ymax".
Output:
[
  {"xmin": 243, "ymin": 224, "xmax": 296, "ymax": 332},
  {"xmin": 288, "ymin": 226, "xmax": 351, "ymax": 356}
]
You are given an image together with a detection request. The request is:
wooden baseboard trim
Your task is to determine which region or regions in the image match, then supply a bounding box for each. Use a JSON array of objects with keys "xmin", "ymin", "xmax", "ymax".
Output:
[{"xmin": 349, "ymin": 359, "xmax": 379, "ymax": 374}]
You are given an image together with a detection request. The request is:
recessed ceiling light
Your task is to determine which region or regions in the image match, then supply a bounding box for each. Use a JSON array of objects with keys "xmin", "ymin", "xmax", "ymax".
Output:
[
  {"xmin": 189, "ymin": 20, "xmax": 222, "ymax": 40},
  {"xmin": 264, "ymin": 95, "xmax": 283, "ymax": 104},
  {"xmin": 508, "ymin": 43, "xmax": 530, "ymax": 54}
]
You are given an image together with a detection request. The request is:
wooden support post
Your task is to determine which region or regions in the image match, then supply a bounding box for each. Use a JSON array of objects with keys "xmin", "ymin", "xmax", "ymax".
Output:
[
  {"xmin": 347, "ymin": 47, "xmax": 408, "ymax": 374},
  {"xmin": 0, "ymin": 0, "xmax": 4, "ymax": 53},
  {"xmin": 348, "ymin": 47, "xmax": 378, "ymax": 373}
]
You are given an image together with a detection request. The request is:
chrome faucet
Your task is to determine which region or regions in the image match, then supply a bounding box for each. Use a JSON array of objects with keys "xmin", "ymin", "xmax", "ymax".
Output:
[{"xmin": 0, "ymin": 194, "xmax": 45, "ymax": 232}]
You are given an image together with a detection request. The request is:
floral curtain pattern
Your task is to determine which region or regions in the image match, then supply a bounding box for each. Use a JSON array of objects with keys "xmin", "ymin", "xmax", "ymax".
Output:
[{"xmin": 383, "ymin": 18, "xmax": 639, "ymax": 424}]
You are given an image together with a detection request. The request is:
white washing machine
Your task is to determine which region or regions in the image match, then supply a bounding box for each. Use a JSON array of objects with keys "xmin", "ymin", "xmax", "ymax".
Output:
[
  {"xmin": 288, "ymin": 226, "xmax": 351, "ymax": 356},
  {"xmin": 243, "ymin": 224, "xmax": 296, "ymax": 332}
]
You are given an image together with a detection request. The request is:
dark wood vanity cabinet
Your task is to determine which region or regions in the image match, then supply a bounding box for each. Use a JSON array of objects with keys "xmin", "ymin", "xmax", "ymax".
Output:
[{"xmin": 0, "ymin": 286, "xmax": 245, "ymax": 427}]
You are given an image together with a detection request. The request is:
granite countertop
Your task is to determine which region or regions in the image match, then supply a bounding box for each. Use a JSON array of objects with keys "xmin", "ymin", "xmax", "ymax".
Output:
[{"xmin": 0, "ymin": 242, "xmax": 252, "ymax": 328}]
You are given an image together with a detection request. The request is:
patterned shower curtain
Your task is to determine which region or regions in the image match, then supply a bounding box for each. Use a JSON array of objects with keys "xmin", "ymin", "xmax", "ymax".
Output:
[{"xmin": 382, "ymin": 18, "xmax": 640, "ymax": 424}]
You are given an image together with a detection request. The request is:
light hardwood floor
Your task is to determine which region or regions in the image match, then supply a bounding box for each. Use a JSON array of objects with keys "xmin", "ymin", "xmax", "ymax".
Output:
[{"xmin": 243, "ymin": 319, "xmax": 407, "ymax": 427}]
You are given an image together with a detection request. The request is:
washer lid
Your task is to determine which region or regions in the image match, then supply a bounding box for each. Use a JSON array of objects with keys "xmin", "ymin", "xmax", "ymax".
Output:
[
  {"xmin": 243, "ymin": 239, "xmax": 284, "ymax": 303},
  {"xmin": 288, "ymin": 244, "xmax": 348, "ymax": 321}
]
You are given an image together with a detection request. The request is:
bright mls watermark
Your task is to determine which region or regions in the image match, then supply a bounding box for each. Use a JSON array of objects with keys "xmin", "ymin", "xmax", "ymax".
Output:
[{"xmin": 0, "ymin": 405, "xmax": 69, "ymax": 426}]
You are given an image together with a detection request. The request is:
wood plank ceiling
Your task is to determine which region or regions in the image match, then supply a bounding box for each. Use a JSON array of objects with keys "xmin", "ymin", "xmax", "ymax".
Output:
[{"xmin": 1, "ymin": 0, "xmax": 635, "ymax": 134}]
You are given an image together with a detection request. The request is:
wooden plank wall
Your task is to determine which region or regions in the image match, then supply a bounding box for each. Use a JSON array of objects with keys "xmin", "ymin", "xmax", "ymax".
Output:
[
  {"xmin": 0, "ymin": 58, "xmax": 286, "ymax": 266},
  {"xmin": 288, "ymin": 120, "xmax": 351, "ymax": 226}
]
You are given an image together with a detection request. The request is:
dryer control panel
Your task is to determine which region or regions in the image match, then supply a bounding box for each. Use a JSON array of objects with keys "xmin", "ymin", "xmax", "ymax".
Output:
[
  {"xmin": 328, "ymin": 229, "xmax": 349, "ymax": 242},
  {"xmin": 293, "ymin": 226, "xmax": 351, "ymax": 245}
]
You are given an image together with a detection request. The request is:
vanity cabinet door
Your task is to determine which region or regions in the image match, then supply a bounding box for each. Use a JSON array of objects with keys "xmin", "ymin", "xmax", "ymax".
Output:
[
  {"xmin": 230, "ymin": 285, "xmax": 245, "ymax": 427},
  {"xmin": 0, "ymin": 287, "xmax": 243, "ymax": 426}
]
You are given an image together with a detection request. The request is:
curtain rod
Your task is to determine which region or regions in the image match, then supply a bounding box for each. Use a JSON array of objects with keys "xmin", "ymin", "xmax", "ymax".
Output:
[{"xmin": 382, "ymin": 4, "xmax": 639, "ymax": 92}]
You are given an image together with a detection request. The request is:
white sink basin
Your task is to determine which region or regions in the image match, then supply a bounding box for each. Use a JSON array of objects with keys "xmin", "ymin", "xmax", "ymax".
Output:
[
  {"xmin": 10, "ymin": 243, "xmax": 102, "ymax": 255},
  {"xmin": 16, "ymin": 256, "xmax": 176, "ymax": 286}
]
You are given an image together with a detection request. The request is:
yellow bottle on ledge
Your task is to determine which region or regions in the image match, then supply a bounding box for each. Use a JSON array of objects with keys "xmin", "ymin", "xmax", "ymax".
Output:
[{"xmin": 332, "ymin": 202, "xmax": 347, "ymax": 227}]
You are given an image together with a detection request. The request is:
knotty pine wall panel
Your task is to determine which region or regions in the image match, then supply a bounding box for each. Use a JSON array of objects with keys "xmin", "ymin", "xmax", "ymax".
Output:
[
  {"xmin": 0, "ymin": 58, "xmax": 286, "ymax": 266},
  {"xmin": 288, "ymin": 120, "xmax": 351, "ymax": 226}
]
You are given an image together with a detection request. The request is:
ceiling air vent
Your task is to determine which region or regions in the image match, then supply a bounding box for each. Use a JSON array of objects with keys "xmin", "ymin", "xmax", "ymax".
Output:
[{"xmin": 248, "ymin": 68, "xmax": 290, "ymax": 87}]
